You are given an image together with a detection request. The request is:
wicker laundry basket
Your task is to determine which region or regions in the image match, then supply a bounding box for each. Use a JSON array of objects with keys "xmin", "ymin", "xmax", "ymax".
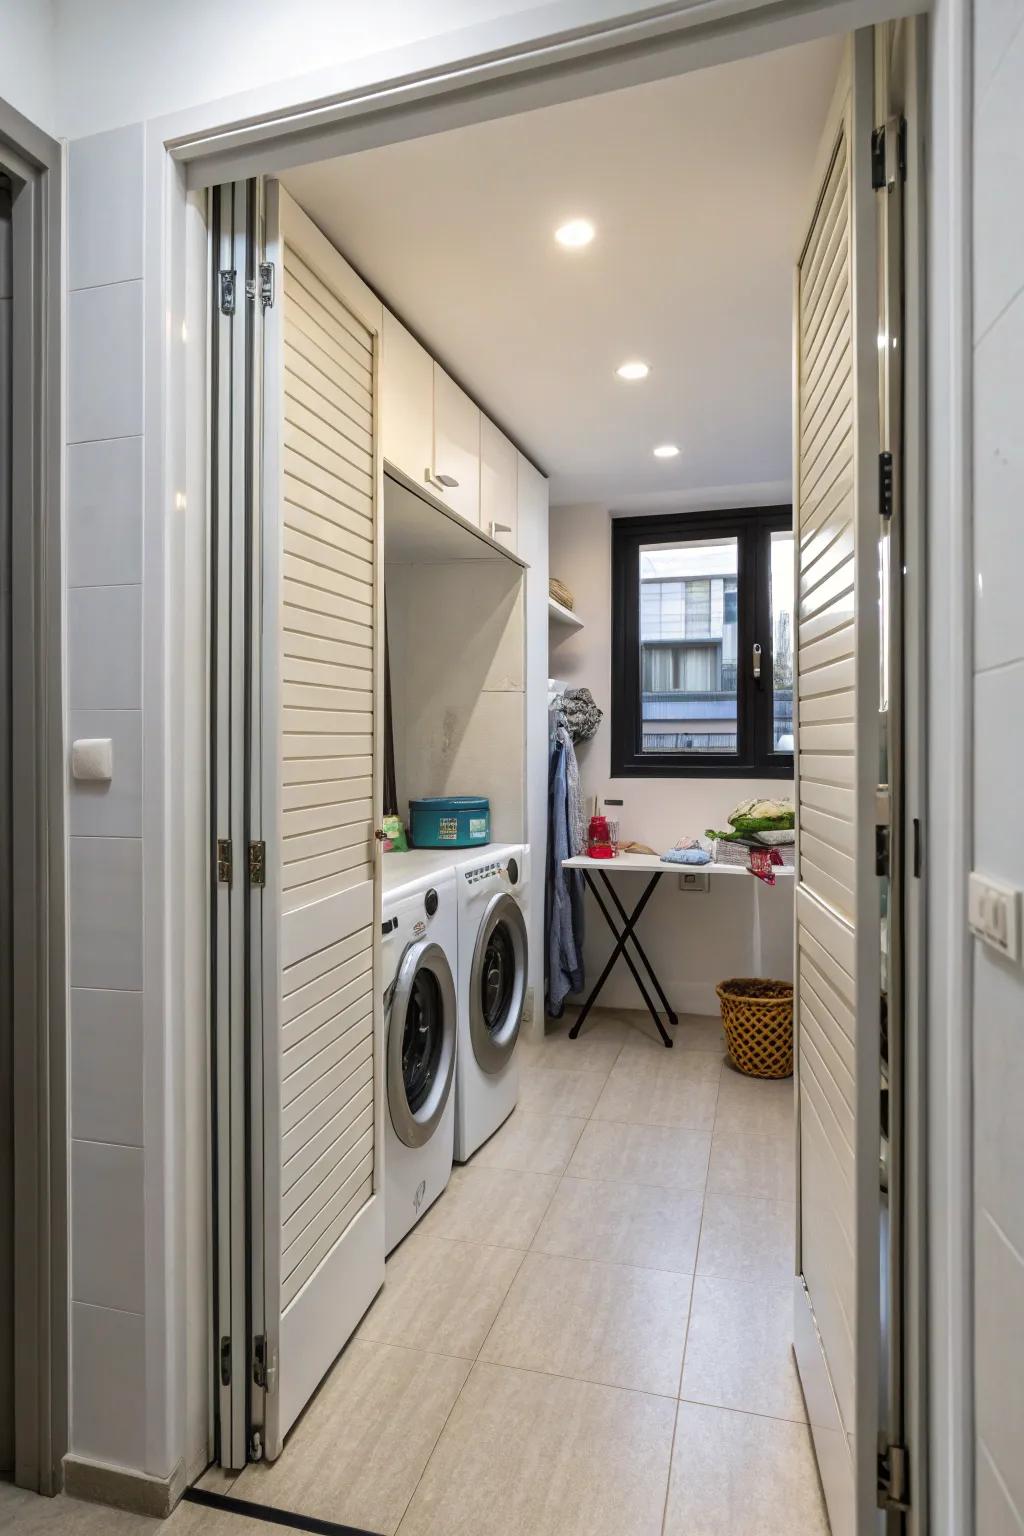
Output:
[{"xmin": 716, "ymin": 978, "xmax": 794, "ymax": 1078}]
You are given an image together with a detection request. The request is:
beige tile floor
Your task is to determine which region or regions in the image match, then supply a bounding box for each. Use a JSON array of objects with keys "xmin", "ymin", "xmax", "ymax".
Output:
[{"xmin": 1, "ymin": 1006, "xmax": 829, "ymax": 1536}]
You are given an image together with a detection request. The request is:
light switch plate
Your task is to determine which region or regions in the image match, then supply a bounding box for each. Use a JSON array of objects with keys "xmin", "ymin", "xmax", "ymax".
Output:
[
  {"xmin": 968, "ymin": 872, "xmax": 1021, "ymax": 963},
  {"xmin": 678, "ymin": 870, "xmax": 710, "ymax": 895}
]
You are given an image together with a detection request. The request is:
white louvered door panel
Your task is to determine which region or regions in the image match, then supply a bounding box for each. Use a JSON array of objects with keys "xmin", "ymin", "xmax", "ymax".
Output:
[
  {"xmin": 257, "ymin": 183, "xmax": 385, "ymax": 1458},
  {"xmin": 791, "ymin": 33, "xmax": 881, "ymax": 1536}
]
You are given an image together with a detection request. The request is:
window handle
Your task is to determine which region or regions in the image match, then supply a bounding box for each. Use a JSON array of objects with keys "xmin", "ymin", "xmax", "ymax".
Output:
[{"xmin": 752, "ymin": 642, "xmax": 763, "ymax": 682}]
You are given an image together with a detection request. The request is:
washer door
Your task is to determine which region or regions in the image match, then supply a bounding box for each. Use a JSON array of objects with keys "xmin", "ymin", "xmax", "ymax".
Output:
[
  {"xmin": 388, "ymin": 940, "xmax": 457, "ymax": 1149},
  {"xmin": 469, "ymin": 893, "xmax": 528, "ymax": 1075}
]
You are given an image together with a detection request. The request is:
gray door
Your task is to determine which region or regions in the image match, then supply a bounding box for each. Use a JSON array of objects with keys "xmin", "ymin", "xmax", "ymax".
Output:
[{"xmin": 0, "ymin": 170, "xmax": 13, "ymax": 1482}]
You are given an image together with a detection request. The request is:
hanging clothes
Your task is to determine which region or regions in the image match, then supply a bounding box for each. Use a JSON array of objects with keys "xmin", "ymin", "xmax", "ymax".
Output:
[{"xmin": 545, "ymin": 712, "xmax": 586, "ymax": 1017}]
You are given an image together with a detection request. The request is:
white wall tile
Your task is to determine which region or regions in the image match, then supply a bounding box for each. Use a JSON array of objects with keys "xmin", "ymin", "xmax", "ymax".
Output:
[
  {"xmin": 68, "ymin": 280, "xmax": 144, "ymax": 444},
  {"xmin": 72, "ymin": 1140, "xmax": 145, "ymax": 1312},
  {"xmin": 70, "ymin": 988, "xmax": 144, "ymax": 1147},
  {"xmin": 975, "ymin": 0, "xmax": 1024, "ymax": 105},
  {"xmin": 67, "ymin": 436, "xmax": 144, "ymax": 589},
  {"xmin": 979, "ymin": 1441, "xmax": 1024, "ymax": 1535},
  {"xmin": 974, "ymin": 950, "xmax": 1024, "ymax": 1257},
  {"xmin": 71, "ymin": 1302, "xmax": 146, "ymax": 1470},
  {"xmin": 69, "ymin": 124, "xmax": 145, "ymax": 292},
  {"xmin": 68, "ymin": 585, "xmax": 142, "ymax": 711},
  {"xmin": 976, "ymin": 1211, "xmax": 1024, "ymax": 1520},
  {"xmin": 973, "ymin": 20, "xmax": 1024, "ymax": 340},
  {"xmin": 68, "ymin": 709, "xmax": 142, "ymax": 838},
  {"xmin": 973, "ymin": 663, "xmax": 1024, "ymax": 884},
  {"xmin": 69, "ymin": 836, "xmax": 143, "ymax": 991},
  {"xmin": 973, "ymin": 292, "xmax": 1024, "ymax": 672}
]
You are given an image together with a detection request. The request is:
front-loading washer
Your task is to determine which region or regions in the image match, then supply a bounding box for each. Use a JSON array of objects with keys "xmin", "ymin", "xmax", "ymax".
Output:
[
  {"xmin": 453, "ymin": 844, "xmax": 529, "ymax": 1162},
  {"xmin": 381, "ymin": 861, "xmax": 458, "ymax": 1253}
]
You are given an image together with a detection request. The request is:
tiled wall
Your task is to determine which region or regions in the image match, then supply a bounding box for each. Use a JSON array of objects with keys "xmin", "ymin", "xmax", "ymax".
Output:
[
  {"xmin": 972, "ymin": 2, "xmax": 1024, "ymax": 1530},
  {"xmin": 65, "ymin": 122, "xmax": 150, "ymax": 1473}
]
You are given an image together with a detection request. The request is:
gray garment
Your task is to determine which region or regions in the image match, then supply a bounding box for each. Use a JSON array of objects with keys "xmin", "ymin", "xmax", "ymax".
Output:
[
  {"xmin": 562, "ymin": 723, "xmax": 587, "ymax": 856},
  {"xmin": 545, "ymin": 725, "xmax": 585, "ymax": 1017}
]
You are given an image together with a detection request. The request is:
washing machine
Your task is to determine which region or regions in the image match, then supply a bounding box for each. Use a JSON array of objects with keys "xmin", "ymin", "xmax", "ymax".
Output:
[
  {"xmin": 453, "ymin": 844, "xmax": 529, "ymax": 1162},
  {"xmin": 382, "ymin": 857, "xmax": 458, "ymax": 1253}
]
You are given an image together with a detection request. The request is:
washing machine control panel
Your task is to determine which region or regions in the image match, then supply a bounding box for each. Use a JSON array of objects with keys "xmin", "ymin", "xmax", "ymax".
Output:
[{"xmin": 463, "ymin": 858, "xmax": 514, "ymax": 888}]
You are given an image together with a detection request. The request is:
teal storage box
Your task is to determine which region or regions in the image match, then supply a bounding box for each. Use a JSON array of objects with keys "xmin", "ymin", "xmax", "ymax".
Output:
[{"xmin": 409, "ymin": 796, "xmax": 490, "ymax": 849}]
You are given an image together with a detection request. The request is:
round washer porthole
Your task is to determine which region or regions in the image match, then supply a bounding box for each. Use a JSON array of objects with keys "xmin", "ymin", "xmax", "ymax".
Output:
[
  {"xmin": 387, "ymin": 940, "xmax": 456, "ymax": 1148},
  {"xmin": 469, "ymin": 892, "xmax": 528, "ymax": 1075}
]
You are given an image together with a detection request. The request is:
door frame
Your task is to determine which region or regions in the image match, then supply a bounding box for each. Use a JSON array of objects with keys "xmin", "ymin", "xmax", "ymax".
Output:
[
  {"xmin": 0, "ymin": 94, "xmax": 66, "ymax": 1497},
  {"xmin": 151, "ymin": 0, "xmax": 967, "ymax": 1522}
]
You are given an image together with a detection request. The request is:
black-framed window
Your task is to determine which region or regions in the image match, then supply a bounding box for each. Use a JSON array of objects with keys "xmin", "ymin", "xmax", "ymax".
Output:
[{"xmin": 611, "ymin": 507, "xmax": 794, "ymax": 779}]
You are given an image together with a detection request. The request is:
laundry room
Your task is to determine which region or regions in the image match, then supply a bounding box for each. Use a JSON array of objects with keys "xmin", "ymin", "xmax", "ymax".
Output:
[{"xmin": 166, "ymin": 31, "xmax": 857, "ymax": 1536}]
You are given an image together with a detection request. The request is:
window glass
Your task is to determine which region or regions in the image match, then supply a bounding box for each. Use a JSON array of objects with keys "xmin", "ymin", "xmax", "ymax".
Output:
[
  {"xmin": 770, "ymin": 529, "xmax": 795, "ymax": 751},
  {"xmin": 639, "ymin": 537, "xmax": 739, "ymax": 755}
]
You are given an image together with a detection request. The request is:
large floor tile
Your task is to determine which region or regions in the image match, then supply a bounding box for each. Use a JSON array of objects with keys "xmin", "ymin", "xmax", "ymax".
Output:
[
  {"xmin": 532, "ymin": 1175, "xmax": 703, "ymax": 1274},
  {"xmin": 696, "ymin": 1193, "xmax": 795, "ymax": 1286},
  {"xmin": 592, "ymin": 1059, "xmax": 720, "ymax": 1130},
  {"xmin": 470, "ymin": 1107, "xmax": 587, "ymax": 1175},
  {"xmin": 715, "ymin": 1069, "xmax": 795, "ymax": 1140},
  {"xmin": 664, "ymin": 1402, "xmax": 829, "ymax": 1536},
  {"xmin": 358, "ymin": 1232, "xmax": 524, "ymax": 1358},
  {"xmin": 0, "ymin": 1487, "xmax": 160, "ymax": 1535},
  {"xmin": 397, "ymin": 1363, "xmax": 676, "ymax": 1536},
  {"xmin": 230, "ymin": 1339, "xmax": 469, "ymax": 1534},
  {"xmin": 516, "ymin": 1064, "xmax": 607, "ymax": 1117},
  {"xmin": 618, "ymin": 1013, "xmax": 727, "ymax": 1059},
  {"xmin": 519, "ymin": 1017, "xmax": 626, "ymax": 1075},
  {"xmin": 681, "ymin": 1277, "xmax": 806, "ymax": 1422},
  {"xmin": 480, "ymin": 1250, "xmax": 691, "ymax": 1396},
  {"xmin": 707, "ymin": 1130, "xmax": 796, "ymax": 1202},
  {"xmin": 567, "ymin": 1119, "xmax": 711, "ymax": 1191},
  {"xmin": 419, "ymin": 1165, "xmax": 559, "ymax": 1249}
]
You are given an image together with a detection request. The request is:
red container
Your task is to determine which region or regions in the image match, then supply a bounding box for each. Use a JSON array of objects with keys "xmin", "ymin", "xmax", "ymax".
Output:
[{"xmin": 587, "ymin": 814, "xmax": 614, "ymax": 859}]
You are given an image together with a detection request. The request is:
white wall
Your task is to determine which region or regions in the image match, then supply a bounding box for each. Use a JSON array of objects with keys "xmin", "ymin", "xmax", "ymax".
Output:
[
  {"xmin": 0, "ymin": 0, "xmax": 56, "ymax": 135},
  {"xmin": 970, "ymin": 2, "xmax": 1024, "ymax": 1529},
  {"xmin": 549, "ymin": 502, "xmax": 794, "ymax": 1015}
]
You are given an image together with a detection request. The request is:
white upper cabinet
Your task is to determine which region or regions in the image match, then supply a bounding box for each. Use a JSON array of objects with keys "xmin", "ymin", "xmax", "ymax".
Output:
[
  {"xmin": 480, "ymin": 417, "xmax": 518, "ymax": 552},
  {"xmin": 381, "ymin": 311, "xmax": 433, "ymax": 487},
  {"xmin": 432, "ymin": 365, "xmax": 481, "ymax": 526}
]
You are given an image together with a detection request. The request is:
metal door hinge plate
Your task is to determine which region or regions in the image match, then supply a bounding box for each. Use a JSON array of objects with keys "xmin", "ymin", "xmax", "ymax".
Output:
[
  {"xmin": 248, "ymin": 840, "xmax": 266, "ymax": 887},
  {"xmin": 259, "ymin": 262, "xmax": 275, "ymax": 309},
  {"xmin": 219, "ymin": 269, "xmax": 237, "ymax": 316},
  {"xmin": 872, "ymin": 118, "xmax": 907, "ymax": 192},
  {"xmin": 217, "ymin": 838, "xmax": 232, "ymax": 885},
  {"xmin": 878, "ymin": 1442, "xmax": 910, "ymax": 1511},
  {"xmin": 879, "ymin": 451, "xmax": 895, "ymax": 519}
]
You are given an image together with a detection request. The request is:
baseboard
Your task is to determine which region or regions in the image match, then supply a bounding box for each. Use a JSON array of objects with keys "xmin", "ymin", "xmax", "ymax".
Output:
[{"xmin": 63, "ymin": 1453, "xmax": 187, "ymax": 1519}]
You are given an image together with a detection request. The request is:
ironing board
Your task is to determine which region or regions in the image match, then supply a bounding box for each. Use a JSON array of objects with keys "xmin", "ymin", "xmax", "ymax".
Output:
[{"xmin": 561, "ymin": 853, "xmax": 794, "ymax": 1048}]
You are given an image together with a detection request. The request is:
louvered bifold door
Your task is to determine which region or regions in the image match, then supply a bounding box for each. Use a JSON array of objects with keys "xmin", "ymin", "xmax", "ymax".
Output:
[
  {"xmin": 251, "ymin": 182, "xmax": 386, "ymax": 1460},
  {"xmin": 791, "ymin": 32, "xmax": 882, "ymax": 1536}
]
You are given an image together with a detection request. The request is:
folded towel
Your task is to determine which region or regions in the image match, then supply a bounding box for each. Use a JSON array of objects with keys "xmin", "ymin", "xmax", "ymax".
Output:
[{"xmin": 661, "ymin": 847, "xmax": 712, "ymax": 866}]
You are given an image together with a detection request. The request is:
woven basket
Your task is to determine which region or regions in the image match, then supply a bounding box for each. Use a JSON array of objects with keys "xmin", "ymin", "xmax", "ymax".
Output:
[
  {"xmin": 549, "ymin": 577, "xmax": 575, "ymax": 610},
  {"xmin": 716, "ymin": 978, "xmax": 794, "ymax": 1078}
]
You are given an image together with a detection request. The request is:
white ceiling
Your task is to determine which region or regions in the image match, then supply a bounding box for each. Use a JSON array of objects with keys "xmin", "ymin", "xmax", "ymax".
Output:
[{"xmin": 282, "ymin": 37, "xmax": 843, "ymax": 510}]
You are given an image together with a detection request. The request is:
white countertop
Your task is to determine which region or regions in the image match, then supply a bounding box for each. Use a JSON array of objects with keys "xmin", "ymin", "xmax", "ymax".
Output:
[{"xmin": 562, "ymin": 852, "xmax": 794, "ymax": 878}]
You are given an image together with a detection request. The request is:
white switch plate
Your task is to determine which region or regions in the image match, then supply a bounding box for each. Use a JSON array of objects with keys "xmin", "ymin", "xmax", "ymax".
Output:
[
  {"xmin": 968, "ymin": 872, "xmax": 1021, "ymax": 963},
  {"xmin": 678, "ymin": 871, "xmax": 710, "ymax": 895}
]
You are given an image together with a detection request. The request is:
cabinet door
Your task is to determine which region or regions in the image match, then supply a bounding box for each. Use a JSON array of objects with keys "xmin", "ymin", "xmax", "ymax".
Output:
[
  {"xmin": 381, "ymin": 311, "xmax": 433, "ymax": 487},
  {"xmin": 480, "ymin": 417, "xmax": 518, "ymax": 551},
  {"xmin": 433, "ymin": 365, "xmax": 480, "ymax": 525}
]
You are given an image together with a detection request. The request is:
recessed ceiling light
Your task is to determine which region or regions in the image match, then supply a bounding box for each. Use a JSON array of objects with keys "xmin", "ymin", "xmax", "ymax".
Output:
[
  {"xmin": 555, "ymin": 218, "xmax": 596, "ymax": 249},
  {"xmin": 616, "ymin": 360, "xmax": 650, "ymax": 381},
  {"xmin": 653, "ymin": 444, "xmax": 680, "ymax": 459}
]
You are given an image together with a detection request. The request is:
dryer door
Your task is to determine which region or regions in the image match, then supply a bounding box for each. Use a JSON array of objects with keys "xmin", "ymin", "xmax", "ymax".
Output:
[
  {"xmin": 469, "ymin": 893, "xmax": 528, "ymax": 1074},
  {"xmin": 388, "ymin": 940, "xmax": 457, "ymax": 1148}
]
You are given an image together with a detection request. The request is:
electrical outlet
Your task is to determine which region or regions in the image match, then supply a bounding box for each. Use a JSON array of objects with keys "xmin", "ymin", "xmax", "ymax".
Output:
[
  {"xmin": 678, "ymin": 870, "xmax": 710, "ymax": 895},
  {"xmin": 968, "ymin": 872, "xmax": 1021, "ymax": 963}
]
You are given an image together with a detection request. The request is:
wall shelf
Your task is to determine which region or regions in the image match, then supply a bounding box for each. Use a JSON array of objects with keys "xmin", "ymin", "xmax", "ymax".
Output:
[{"xmin": 549, "ymin": 596, "xmax": 584, "ymax": 630}]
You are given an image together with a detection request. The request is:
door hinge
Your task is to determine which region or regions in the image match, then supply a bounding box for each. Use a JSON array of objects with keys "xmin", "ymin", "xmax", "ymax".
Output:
[
  {"xmin": 879, "ymin": 451, "xmax": 895, "ymax": 519},
  {"xmin": 219, "ymin": 1335, "xmax": 232, "ymax": 1386},
  {"xmin": 872, "ymin": 119, "xmax": 907, "ymax": 192},
  {"xmin": 259, "ymin": 262, "xmax": 275, "ymax": 309},
  {"xmin": 217, "ymin": 838, "xmax": 233, "ymax": 885},
  {"xmin": 878, "ymin": 1442, "xmax": 910, "ymax": 1511},
  {"xmin": 253, "ymin": 1334, "xmax": 277, "ymax": 1392},
  {"xmin": 248, "ymin": 840, "xmax": 266, "ymax": 887},
  {"xmin": 219, "ymin": 268, "xmax": 237, "ymax": 316},
  {"xmin": 876, "ymin": 824, "xmax": 891, "ymax": 879},
  {"xmin": 249, "ymin": 1430, "xmax": 264, "ymax": 1462}
]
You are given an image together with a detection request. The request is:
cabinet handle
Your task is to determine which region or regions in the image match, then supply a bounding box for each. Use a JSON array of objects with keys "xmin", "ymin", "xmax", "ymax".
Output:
[
  {"xmin": 434, "ymin": 472, "xmax": 459, "ymax": 489},
  {"xmin": 489, "ymin": 521, "xmax": 512, "ymax": 538}
]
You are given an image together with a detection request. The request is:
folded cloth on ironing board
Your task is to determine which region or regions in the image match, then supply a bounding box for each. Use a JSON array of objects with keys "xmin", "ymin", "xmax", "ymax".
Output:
[{"xmin": 661, "ymin": 847, "xmax": 712, "ymax": 866}]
